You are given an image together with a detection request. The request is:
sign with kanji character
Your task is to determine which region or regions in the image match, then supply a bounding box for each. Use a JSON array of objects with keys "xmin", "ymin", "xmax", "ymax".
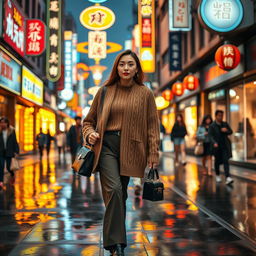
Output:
[
  {"xmin": 88, "ymin": 31, "xmax": 107, "ymax": 59},
  {"xmin": 169, "ymin": 32, "xmax": 182, "ymax": 71},
  {"xmin": 46, "ymin": 0, "xmax": 61, "ymax": 82},
  {"xmin": 2, "ymin": 0, "xmax": 25, "ymax": 56},
  {"xmin": 25, "ymin": 19, "xmax": 46, "ymax": 55},
  {"xmin": 169, "ymin": 0, "xmax": 192, "ymax": 31},
  {"xmin": 199, "ymin": 0, "xmax": 244, "ymax": 33},
  {"xmin": 22, "ymin": 66, "xmax": 43, "ymax": 105},
  {"xmin": 138, "ymin": 0, "xmax": 155, "ymax": 73},
  {"xmin": 80, "ymin": 6, "xmax": 115, "ymax": 31}
]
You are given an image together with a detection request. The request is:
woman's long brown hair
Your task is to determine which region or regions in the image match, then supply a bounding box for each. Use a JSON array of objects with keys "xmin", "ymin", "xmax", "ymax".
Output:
[{"xmin": 104, "ymin": 50, "xmax": 144, "ymax": 86}]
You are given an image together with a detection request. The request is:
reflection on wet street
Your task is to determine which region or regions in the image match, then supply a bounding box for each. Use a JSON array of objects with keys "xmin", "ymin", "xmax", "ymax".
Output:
[{"xmin": 0, "ymin": 154, "xmax": 256, "ymax": 255}]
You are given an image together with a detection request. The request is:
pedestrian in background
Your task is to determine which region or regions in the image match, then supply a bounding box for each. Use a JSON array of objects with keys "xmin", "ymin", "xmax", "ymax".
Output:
[
  {"xmin": 67, "ymin": 116, "xmax": 83, "ymax": 164},
  {"xmin": 0, "ymin": 117, "xmax": 19, "ymax": 189},
  {"xmin": 208, "ymin": 110, "xmax": 234, "ymax": 185},
  {"xmin": 83, "ymin": 50, "xmax": 160, "ymax": 256},
  {"xmin": 36, "ymin": 128, "xmax": 46, "ymax": 159},
  {"xmin": 170, "ymin": 114, "xmax": 187, "ymax": 166},
  {"xmin": 196, "ymin": 114, "xmax": 213, "ymax": 176},
  {"xmin": 45, "ymin": 129, "xmax": 54, "ymax": 157},
  {"xmin": 55, "ymin": 130, "xmax": 66, "ymax": 161}
]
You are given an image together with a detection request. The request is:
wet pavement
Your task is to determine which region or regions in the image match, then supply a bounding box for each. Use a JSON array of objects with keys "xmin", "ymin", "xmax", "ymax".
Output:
[{"xmin": 0, "ymin": 152, "xmax": 256, "ymax": 255}]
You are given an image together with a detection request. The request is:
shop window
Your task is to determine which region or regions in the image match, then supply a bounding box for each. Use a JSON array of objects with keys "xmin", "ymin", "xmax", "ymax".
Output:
[
  {"xmin": 36, "ymin": 109, "xmax": 56, "ymax": 137},
  {"xmin": 229, "ymin": 85, "xmax": 245, "ymax": 161},
  {"xmin": 244, "ymin": 82, "xmax": 256, "ymax": 162}
]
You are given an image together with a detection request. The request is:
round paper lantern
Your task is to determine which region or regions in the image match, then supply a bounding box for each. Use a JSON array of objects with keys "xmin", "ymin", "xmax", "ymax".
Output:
[
  {"xmin": 162, "ymin": 89, "xmax": 173, "ymax": 101},
  {"xmin": 183, "ymin": 75, "xmax": 199, "ymax": 91},
  {"xmin": 172, "ymin": 82, "xmax": 184, "ymax": 96},
  {"xmin": 215, "ymin": 44, "xmax": 241, "ymax": 71}
]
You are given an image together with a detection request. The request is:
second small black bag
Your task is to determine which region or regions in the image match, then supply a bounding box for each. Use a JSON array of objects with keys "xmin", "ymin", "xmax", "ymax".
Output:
[{"xmin": 142, "ymin": 168, "xmax": 164, "ymax": 201}]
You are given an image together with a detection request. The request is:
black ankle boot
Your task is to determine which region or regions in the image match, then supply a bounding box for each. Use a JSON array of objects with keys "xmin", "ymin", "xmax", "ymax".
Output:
[{"xmin": 116, "ymin": 244, "xmax": 124, "ymax": 256}]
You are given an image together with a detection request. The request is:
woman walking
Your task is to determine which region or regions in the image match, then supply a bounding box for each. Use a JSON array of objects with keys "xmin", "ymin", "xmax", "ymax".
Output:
[
  {"xmin": 170, "ymin": 114, "xmax": 187, "ymax": 166},
  {"xmin": 0, "ymin": 117, "xmax": 19, "ymax": 189},
  {"xmin": 83, "ymin": 50, "xmax": 160, "ymax": 255},
  {"xmin": 196, "ymin": 114, "xmax": 213, "ymax": 175}
]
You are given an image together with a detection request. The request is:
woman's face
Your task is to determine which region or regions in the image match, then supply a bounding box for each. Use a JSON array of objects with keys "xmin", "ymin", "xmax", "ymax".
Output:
[
  {"xmin": 177, "ymin": 116, "xmax": 182, "ymax": 122},
  {"xmin": 117, "ymin": 55, "xmax": 138, "ymax": 81},
  {"xmin": 0, "ymin": 120, "xmax": 7, "ymax": 129},
  {"xmin": 205, "ymin": 118, "xmax": 211, "ymax": 125}
]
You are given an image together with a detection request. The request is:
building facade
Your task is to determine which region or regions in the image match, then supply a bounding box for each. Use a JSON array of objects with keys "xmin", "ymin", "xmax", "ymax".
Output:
[{"xmin": 156, "ymin": 0, "xmax": 256, "ymax": 168}]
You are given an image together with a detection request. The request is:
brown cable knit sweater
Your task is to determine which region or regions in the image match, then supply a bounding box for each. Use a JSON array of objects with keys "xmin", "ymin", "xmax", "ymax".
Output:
[{"xmin": 106, "ymin": 85, "xmax": 132, "ymax": 131}]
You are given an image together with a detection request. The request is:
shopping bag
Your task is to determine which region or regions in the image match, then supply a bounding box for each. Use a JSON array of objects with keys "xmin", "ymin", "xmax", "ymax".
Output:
[
  {"xmin": 10, "ymin": 157, "xmax": 20, "ymax": 171},
  {"xmin": 194, "ymin": 141, "xmax": 204, "ymax": 155}
]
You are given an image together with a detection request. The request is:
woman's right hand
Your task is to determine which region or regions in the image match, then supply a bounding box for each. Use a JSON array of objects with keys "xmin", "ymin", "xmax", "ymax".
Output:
[{"xmin": 88, "ymin": 132, "xmax": 100, "ymax": 145}]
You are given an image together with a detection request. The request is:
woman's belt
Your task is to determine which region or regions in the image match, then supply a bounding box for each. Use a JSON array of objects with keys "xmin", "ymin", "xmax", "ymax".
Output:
[{"xmin": 104, "ymin": 130, "xmax": 121, "ymax": 136}]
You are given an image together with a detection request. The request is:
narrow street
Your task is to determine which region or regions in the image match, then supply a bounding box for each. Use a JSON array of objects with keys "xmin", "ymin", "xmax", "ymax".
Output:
[{"xmin": 0, "ymin": 152, "xmax": 255, "ymax": 256}]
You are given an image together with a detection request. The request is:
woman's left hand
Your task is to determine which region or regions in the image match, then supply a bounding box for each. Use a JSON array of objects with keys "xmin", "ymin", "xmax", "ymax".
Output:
[{"xmin": 148, "ymin": 162, "xmax": 158, "ymax": 169}]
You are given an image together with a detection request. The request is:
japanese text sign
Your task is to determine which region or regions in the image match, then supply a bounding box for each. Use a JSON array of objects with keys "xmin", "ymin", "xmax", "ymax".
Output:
[
  {"xmin": 138, "ymin": 0, "xmax": 155, "ymax": 73},
  {"xmin": 46, "ymin": 0, "xmax": 61, "ymax": 82},
  {"xmin": 0, "ymin": 46, "xmax": 21, "ymax": 94},
  {"xmin": 2, "ymin": 0, "xmax": 25, "ymax": 56},
  {"xmin": 169, "ymin": 32, "xmax": 182, "ymax": 71},
  {"xmin": 199, "ymin": 0, "xmax": 244, "ymax": 33},
  {"xmin": 64, "ymin": 31, "xmax": 73, "ymax": 90},
  {"xmin": 26, "ymin": 19, "xmax": 46, "ymax": 55},
  {"xmin": 88, "ymin": 31, "xmax": 107, "ymax": 59},
  {"xmin": 22, "ymin": 66, "xmax": 43, "ymax": 105},
  {"xmin": 80, "ymin": 6, "xmax": 115, "ymax": 31},
  {"xmin": 169, "ymin": 0, "xmax": 192, "ymax": 31}
]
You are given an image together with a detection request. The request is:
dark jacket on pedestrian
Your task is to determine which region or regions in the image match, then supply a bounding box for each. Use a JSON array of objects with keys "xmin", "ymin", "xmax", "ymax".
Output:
[
  {"xmin": 36, "ymin": 132, "xmax": 46, "ymax": 147},
  {"xmin": 0, "ymin": 126, "xmax": 19, "ymax": 157},
  {"xmin": 208, "ymin": 121, "xmax": 233, "ymax": 159},
  {"xmin": 170, "ymin": 123, "xmax": 187, "ymax": 141},
  {"xmin": 67, "ymin": 125, "xmax": 83, "ymax": 154}
]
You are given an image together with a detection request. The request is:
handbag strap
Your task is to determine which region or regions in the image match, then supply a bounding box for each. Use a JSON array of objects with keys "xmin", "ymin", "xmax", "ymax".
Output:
[{"xmin": 147, "ymin": 168, "xmax": 160, "ymax": 180}]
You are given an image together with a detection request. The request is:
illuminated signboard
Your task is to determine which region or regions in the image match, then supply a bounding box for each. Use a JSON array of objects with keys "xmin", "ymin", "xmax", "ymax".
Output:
[
  {"xmin": 72, "ymin": 33, "xmax": 78, "ymax": 85},
  {"xmin": 80, "ymin": 6, "xmax": 115, "ymax": 31},
  {"xmin": 199, "ymin": 0, "xmax": 244, "ymax": 33},
  {"xmin": 138, "ymin": 0, "xmax": 155, "ymax": 73},
  {"xmin": 2, "ymin": 0, "xmax": 25, "ymax": 56},
  {"xmin": 26, "ymin": 19, "xmax": 46, "ymax": 55},
  {"xmin": 62, "ymin": 31, "xmax": 73, "ymax": 101},
  {"xmin": 168, "ymin": 0, "xmax": 192, "ymax": 31},
  {"xmin": 88, "ymin": 0, "xmax": 107, "ymax": 3},
  {"xmin": 22, "ymin": 66, "xmax": 43, "ymax": 105},
  {"xmin": 169, "ymin": 32, "xmax": 182, "ymax": 71},
  {"xmin": 88, "ymin": 31, "xmax": 107, "ymax": 59},
  {"xmin": 0, "ymin": 46, "xmax": 21, "ymax": 94},
  {"xmin": 46, "ymin": 0, "xmax": 62, "ymax": 82}
]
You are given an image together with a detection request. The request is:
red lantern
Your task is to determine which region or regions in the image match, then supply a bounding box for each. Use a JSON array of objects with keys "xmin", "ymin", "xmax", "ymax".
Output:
[
  {"xmin": 215, "ymin": 44, "xmax": 241, "ymax": 71},
  {"xmin": 183, "ymin": 75, "xmax": 199, "ymax": 91},
  {"xmin": 172, "ymin": 82, "xmax": 184, "ymax": 96},
  {"xmin": 162, "ymin": 89, "xmax": 173, "ymax": 101}
]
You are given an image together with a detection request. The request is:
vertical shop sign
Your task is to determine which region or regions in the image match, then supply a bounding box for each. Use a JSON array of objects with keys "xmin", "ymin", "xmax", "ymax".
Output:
[
  {"xmin": 26, "ymin": 19, "xmax": 46, "ymax": 55},
  {"xmin": 88, "ymin": 31, "xmax": 107, "ymax": 59},
  {"xmin": 138, "ymin": 0, "xmax": 155, "ymax": 73},
  {"xmin": 46, "ymin": 0, "xmax": 61, "ymax": 82},
  {"xmin": 169, "ymin": 0, "xmax": 192, "ymax": 31},
  {"xmin": 72, "ymin": 33, "xmax": 78, "ymax": 85},
  {"xmin": 2, "ymin": 0, "xmax": 25, "ymax": 56},
  {"xmin": 169, "ymin": 32, "xmax": 182, "ymax": 71}
]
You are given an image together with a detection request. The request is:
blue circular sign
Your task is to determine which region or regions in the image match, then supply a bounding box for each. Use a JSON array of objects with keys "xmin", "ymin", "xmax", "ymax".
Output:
[
  {"xmin": 88, "ymin": 0, "xmax": 108, "ymax": 3},
  {"xmin": 199, "ymin": 0, "xmax": 244, "ymax": 33}
]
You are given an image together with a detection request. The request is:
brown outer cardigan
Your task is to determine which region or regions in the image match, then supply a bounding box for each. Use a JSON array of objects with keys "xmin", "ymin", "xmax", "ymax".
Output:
[{"xmin": 82, "ymin": 83, "xmax": 160, "ymax": 178}]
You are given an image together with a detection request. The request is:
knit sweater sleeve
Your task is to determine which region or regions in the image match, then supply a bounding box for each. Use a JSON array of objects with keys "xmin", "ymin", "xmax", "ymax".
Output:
[
  {"xmin": 82, "ymin": 87, "xmax": 102, "ymax": 143},
  {"xmin": 147, "ymin": 90, "xmax": 160, "ymax": 164}
]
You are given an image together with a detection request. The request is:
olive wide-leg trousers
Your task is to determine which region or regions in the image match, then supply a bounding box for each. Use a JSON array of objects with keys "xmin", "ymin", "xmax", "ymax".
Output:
[{"xmin": 98, "ymin": 133, "xmax": 130, "ymax": 250}]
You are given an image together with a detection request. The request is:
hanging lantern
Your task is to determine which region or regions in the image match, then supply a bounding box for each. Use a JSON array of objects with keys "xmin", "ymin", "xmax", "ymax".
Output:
[
  {"xmin": 162, "ymin": 89, "xmax": 173, "ymax": 101},
  {"xmin": 172, "ymin": 82, "xmax": 184, "ymax": 96},
  {"xmin": 183, "ymin": 74, "xmax": 199, "ymax": 91},
  {"xmin": 215, "ymin": 44, "xmax": 241, "ymax": 71}
]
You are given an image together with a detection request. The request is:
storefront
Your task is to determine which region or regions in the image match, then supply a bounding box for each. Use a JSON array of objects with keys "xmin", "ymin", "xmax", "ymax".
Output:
[
  {"xmin": 0, "ymin": 46, "xmax": 21, "ymax": 123},
  {"xmin": 177, "ymin": 96, "xmax": 198, "ymax": 149},
  {"xmin": 36, "ymin": 108, "xmax": 56, "ymax": 136}
]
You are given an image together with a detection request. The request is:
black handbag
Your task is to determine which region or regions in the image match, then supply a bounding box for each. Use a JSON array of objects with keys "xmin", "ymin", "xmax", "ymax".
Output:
[
  {"xmin": 72, "ymin": 87, "xmax": 107, "ymax": 177},
  {"xmin": 142, "ymin": 168, "xmax": 164, "ymax": 201}
]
